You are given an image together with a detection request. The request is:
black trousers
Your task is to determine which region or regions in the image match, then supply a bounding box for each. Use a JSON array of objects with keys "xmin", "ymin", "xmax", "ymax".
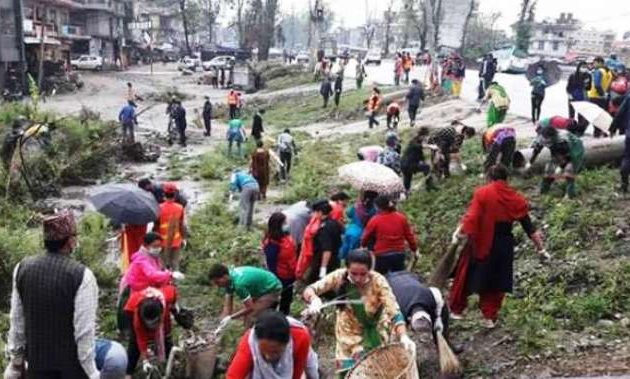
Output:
[
  {"xmin": 408, "ymin": 105, "xmax": 419, "ymax": 124},
  {"xmin": 531, "ymin": 94, "xmax": 544, "ymax": 123},
  {"xmin": 203, "ymin": 116, "xmax": 211, "ymax": 136},
  {"xmin": 28, "ymin": 368, "xmax": 87, "ymax": 379},
  {"xmin": 484, "ymin": 137, "xmax": 516, "ymax": 172},
  {"xmin": 177, "ymin": 124, "xmax": 186, "ymax": 146},
  {"xmin": 229, "ymin": 104, "xmax": 237, "ymax": 119},
  {"xmin": 280, "ymin": 151, "xmax": 293, "ymax": 179},
  {"xmin": 402, "ymin": 161, "xmax": 431, "ymax": 191},
  {"xmin": 279, "ymin": 278, "xmax": 294, "ymax": 315},
  {"xmin": 126, "ymin": 327, "xmax": 173, "ymax": 375},
  {"xmin": 368, "ymin": 111, "xmax": 380, "ymax": 128},
  {"xmin": 374, "ymin": 252, "xmax": 406, "ymax": 275},
  {"xmin": 322, "ymin": 95, "xmax": 330, "ymax": 108},
  {"xmin": 334, "ymin": 92, "xmax": 341, "ymax": 107}
]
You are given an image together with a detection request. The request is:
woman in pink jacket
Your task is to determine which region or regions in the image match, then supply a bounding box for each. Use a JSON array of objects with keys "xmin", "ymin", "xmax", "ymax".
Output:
[{"xmin": 117, "ymin": 232, "xmax": 184, "ymax": 332}]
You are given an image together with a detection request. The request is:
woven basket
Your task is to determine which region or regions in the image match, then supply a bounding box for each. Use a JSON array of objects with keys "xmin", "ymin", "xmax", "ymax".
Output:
[{"xmin": 345, "ymin": 344, "xmax": 415, "ymax": 379}]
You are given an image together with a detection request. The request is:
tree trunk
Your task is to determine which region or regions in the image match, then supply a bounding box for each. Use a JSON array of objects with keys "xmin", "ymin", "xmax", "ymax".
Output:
[
  {"xmin": 179, "ymin": 0, "xmax": 192, "ymax": 55},
  {"xmin": 460, "ymin": 0, "xmax": 476, "ymax": 54},
  {"xmin": 257, "ymin": 0, "xmax": 278, "ymax": 61}
]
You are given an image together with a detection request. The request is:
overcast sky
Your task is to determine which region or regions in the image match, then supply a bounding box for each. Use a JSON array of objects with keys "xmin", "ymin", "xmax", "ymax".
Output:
[{"xmin": 278, "ymin": 0, "xmax": 630, "ymax": 38}]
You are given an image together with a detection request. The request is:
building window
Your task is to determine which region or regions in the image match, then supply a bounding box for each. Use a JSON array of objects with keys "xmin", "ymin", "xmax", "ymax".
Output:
[
  {"xmin": 538, "ymin": 41, "xmax": 545, "ymax": 50},
  {"xmin": 553, "ymin": 41, "xmax": 560, "ymax": 51}
]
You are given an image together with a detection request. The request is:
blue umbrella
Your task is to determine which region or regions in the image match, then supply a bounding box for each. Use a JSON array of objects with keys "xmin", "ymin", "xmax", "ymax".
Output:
[{"xmin": 89, "ymin": 183, "xmax": 159, "ymax": 225}]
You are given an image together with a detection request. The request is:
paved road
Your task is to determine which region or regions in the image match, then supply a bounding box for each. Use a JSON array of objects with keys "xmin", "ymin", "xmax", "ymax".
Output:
[{"xmin": 344, "ymin": 59, "xmax": 572, "ymax": 122}]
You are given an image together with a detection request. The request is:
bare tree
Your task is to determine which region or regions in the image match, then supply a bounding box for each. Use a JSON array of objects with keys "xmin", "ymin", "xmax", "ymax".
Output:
[
  {"xmin": 179, "ymin": 0, "xmax": 192, "ymax": 55},
  {"xmin": 383, "ymin": 0, "xmax": 396, "ymax": 55},
  {"xmin": 198, "ymin": 0, "xmax": 221, "ymax": 44},
  {"xmin": 427, "ymin": 0, "xmax": 443, "ymax": 51},
  {"xmin": 227, "ymin": 0, "xmax": 247, "ymax": 48},
  {"xmin": 516, "ymin": 0, "xmax": 537, "ymax": 52},
  {"xmin": 460, "ymin": 0, "xmax": 477, "ymax": 53}
]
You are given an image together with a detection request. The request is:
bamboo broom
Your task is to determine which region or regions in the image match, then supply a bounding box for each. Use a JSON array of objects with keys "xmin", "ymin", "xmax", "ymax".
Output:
[
  {"xmin": 436, "ymin": 331, "xmax": 462, "ymax": 378},
  {"xmin": 428, "ymin": 235, "xmax": 467, "ymax": 289}
]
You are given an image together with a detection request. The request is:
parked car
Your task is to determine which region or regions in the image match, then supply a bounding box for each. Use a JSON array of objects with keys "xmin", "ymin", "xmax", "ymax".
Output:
[
  {"xmin": 365, "ymin": 50, "xmax": 382, "ymax": 65},
  {"xmin": 296, "ymin": 51, "xmax": 310, "ymax": 64},
  {"xmin": 202, "ymin": 55, "xmax": 235, "ymax": 71},
  {"xmin": 70, "ymin": 55, "xmax": 103, "ymax": 71},
  {"xmin": 481, "ymin": 47, "xmax": 530, "ymax": 74},
  {"xmin": 178, "ymin": 56, "xmax": 200, "ymax": 71}
]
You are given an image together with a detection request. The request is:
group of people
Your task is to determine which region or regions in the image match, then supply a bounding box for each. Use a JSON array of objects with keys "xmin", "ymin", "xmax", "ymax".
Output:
[
  {"xmin": 394, "ymin": 52, "xmax": 415, "ymax": 86},
  {"xmin": 440, "ymin": 53, "xmax": 466, "ymax": 97}
]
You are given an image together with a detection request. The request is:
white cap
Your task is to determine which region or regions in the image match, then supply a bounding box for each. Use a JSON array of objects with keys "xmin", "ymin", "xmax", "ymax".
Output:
[{"xmin": 411, "ymin": 310, "xmax": 432, "ymax": 332}]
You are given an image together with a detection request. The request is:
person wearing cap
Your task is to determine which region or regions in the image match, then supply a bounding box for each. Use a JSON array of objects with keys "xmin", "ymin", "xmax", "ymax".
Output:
[
  {"xmin": 329, "ymin": 191, "xmax": 350, "ymax": 224},
  {"xmin": 209, "ymin": 264, "xmax": 283, "ymax": 327},
  {"xmin": 138, "ymin": 179, "xmax": 187, "ymax": 207},
  {"xmin": 386, "ymin": 271, "xmax": 450, "ymax": 346},
  {"xmin": 295, "ymin": 199, "xmax": 344, "ymax": 284},
  {"xmin": 303, "ymin": 249, "xmax": 415, "ymax": 377},
  {"xmin": 155, "ymin": 183, "xmax": 186, "ymax": 270},
  {"xmin": 361, "ymin": 196, "xmax": 418, "ymax": 275},
  {"xmin": 227, "ymin": 310, "xmax": 319, "ymax": 379},
  {"xmin": 5, "ymin": 211, "xmax": 101, "ymax": 378},
  {"xmin": 230, "ymin": 169, "xmax": 260, "ymax": 229},
  {"xmin": 123, "ymin": 285, "xmax": 178, "ymax": 378},
  {"xmin": 202, "ymin": 96, "xmax": 213, "ymax": 137}
]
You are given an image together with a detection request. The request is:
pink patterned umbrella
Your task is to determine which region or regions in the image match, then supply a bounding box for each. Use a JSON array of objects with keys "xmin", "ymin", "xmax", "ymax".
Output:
[{"xmin": 338, "ymin": 161, "xmax": 404, "ymax": 195}]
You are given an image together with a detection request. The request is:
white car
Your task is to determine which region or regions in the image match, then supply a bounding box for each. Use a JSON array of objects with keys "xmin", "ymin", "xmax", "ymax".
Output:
[
  {"xmin": 365, "ymin": 50, "xmax": 382, "ymax": 65},
  {"xmin": 178, "ymin": 56, "xmax": 200, "ymax": 71},
  {"xmin": 70, "ymin": 55, "xmax": 103, "ymax": 71},
  {"xmin": 202, "ymin": 55, "xmax": 235, "ymax": 71},
  {"xmin": 296, "ymin": 52, "xmax": 310, "ymax": 64}
]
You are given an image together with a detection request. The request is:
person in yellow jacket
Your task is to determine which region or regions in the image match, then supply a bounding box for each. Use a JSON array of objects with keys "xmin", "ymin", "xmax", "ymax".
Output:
[{"xmin": 588, "ymin": 57, "xmax": 613, "ymax": 137}]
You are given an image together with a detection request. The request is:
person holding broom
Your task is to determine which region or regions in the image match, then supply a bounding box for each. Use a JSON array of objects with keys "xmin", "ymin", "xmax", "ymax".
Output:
[
  {"xmin": 302, "ymin": 249, "xmax": 416, "ymax": 378},
  {"xmin": 386, "ymin": 270, "xmax": 462, "ymax": 378},
  {"xmin": 449, "ymin": 165, "xmax": 547, "ymax": 328}
]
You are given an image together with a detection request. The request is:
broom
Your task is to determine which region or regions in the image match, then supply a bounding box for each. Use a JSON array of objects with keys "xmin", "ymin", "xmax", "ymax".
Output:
[
  {"xmin": 428, "ymin": 226, "xmax": 467, "ymax": 289},
  {"xmin": 436, "ymin": 331, "xmax": 462, "ymax": 378}
]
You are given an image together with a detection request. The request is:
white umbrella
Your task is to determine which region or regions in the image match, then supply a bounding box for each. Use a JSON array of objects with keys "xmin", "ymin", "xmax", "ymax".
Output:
[
  {"xmin": 338, "ymin": 161, "xmax": 404, "ymax": 195},
  {"xmin": 571, "ymin": 101, "xmax": 613, "ymax": 133}
]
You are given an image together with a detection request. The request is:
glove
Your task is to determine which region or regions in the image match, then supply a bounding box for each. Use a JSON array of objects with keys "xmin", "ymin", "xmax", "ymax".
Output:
[
  {"xmin": 172, "ymin": 271, "xmax": 186, "ymax": 281},
  {"xmin": 3, "ymin": 360, "xmax": 23, "ymax": 379},
  {"xmin": 538, "ymin": 249, "xmax": 551, "ymax": 261},
  {"xmin": 451, "ymin": 226, "xmax": 463, "ymax": 245},
  {"xmin": 319, "ymin": 267, "xmax": 327, "ymax": 279},
  {"xmin": 181, "ymin": 239, "xmax": 188, "ymax": 249},
  {"xmin": 530, "ymin": 230, "xmax": 545, "ymax": 252},
  {"xmin": 219, "ymin": 315, "xmax": 232, "ymax": 330},
  {"xmin": 141, "ymin": 359, "xmax": 155, "ymax": 373},
  {"xmin": 525, "ymin": 162, "xmax": 532, "ymax": 172},
  {"xmin": 400, "ymin": 334, "xmax": 416, "ymax": 356},
  {"xmin": 305, "ymin": 297, "xmax": 323, "ymax": 317}
]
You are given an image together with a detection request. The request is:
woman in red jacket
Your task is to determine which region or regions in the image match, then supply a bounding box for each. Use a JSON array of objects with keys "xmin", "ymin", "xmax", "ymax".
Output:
[
  {"xmin": 263, "ymin": 212, "xmax": 297, "ymax": 315},
  {"xmin": 227, "ymin": 310, "xmax": 319, "ymax": 379},
  {"xmin": 361, "ymin": 195, "xmax": 418, "ymax": 274}
]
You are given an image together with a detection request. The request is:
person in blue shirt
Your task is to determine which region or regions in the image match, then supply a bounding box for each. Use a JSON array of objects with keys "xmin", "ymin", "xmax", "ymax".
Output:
[
  {"xmin": 227, "ymin": 118, "xmax": 246, "ymax": 157},
  {"xmin": 230, "ymin": 170, "xmax": 260, "ymax": 229},
  {"xmin": 529, "ymin": 66, "xmax": 548, "ymax": 124},
  {"xmin": 118, "ymin": 100, "xmax": 137, "ymax": 144},
  {"xmin": 339, "ymin": 191, "xmax": 377, "ymax": 261}
]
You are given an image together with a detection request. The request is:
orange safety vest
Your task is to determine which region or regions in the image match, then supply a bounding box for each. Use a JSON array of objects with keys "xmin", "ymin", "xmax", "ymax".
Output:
[
  {"xmin": 368, "ymin": 94, "xmax": 381, "ymax": 112},
  {"xmin": 227, "ymin": 92, "xmax": 238, "ymax": 105},
  {"xmin": 158, "ymin": 200, "xmax": 184, "ymax": 248},
  {"xmin": 403, "ymin": 57, "xmax": 413, "ymax": 70}
]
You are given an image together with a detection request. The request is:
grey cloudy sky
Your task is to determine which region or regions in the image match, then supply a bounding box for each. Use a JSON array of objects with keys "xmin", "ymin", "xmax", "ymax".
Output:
[{"xmin": 279, "ymin": 0, "xmax": 630, "ymax": 38}]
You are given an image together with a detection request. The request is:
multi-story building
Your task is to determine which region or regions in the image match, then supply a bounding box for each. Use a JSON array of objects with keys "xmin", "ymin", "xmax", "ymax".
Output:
[
  {"xmin": 21, "ymin": 0, "xmax": 131, "ymax": 75},
  {"xmin": 525, "ymin": 13, "xmax": 581, "ymax": 59},
  {"xmin": 0, "ymin": 0, "xmax": 26, "ymax": 90},
  {"xmin": 569, "ymin": 28, "xmax": 615, "ymax": 57},
  {"xmin": 132, "ymin": 0, "xmax": 182, "ymax": 47}
]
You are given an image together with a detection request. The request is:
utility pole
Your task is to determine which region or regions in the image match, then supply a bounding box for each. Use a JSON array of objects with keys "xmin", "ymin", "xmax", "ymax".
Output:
[{"xmin": 37, "ymin": 5, "xmax": 47, "ymax": 90}]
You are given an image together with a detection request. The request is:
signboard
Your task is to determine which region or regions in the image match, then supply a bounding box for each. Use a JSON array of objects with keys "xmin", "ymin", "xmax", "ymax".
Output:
[
  {"xmin": 129, "ymin": 21, "xmax": 151, "ymax": 30},
  {"xmin": 23, "ymin": 19, "xmax": 32, "ymax": 33}
]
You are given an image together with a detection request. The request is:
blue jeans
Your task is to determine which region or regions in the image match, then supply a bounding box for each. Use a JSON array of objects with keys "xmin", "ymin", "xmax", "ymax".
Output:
[{"xmin": 95, "ymin": 339, "xmax": 128, "ymax": 379}]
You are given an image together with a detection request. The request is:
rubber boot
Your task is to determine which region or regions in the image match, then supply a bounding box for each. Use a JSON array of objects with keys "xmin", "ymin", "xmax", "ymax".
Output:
[{"xmin": 540, "ymin": 177, "xmax": 554, "ymax": 194}]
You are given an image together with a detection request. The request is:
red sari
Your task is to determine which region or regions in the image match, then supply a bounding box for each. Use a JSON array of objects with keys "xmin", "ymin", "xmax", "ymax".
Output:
[{"xmin": 449, "ymin": 180, "xmax": 529, "ymax": 320}]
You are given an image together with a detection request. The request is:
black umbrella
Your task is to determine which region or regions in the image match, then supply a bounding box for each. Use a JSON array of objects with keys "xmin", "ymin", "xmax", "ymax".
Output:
[
  {"xmin": 89, "ymin": 183, "xmax": 159, "ymax": 225},
  {"xmin": 526, "ymin": 60, "xmax": 562, "ymax": 87}
]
